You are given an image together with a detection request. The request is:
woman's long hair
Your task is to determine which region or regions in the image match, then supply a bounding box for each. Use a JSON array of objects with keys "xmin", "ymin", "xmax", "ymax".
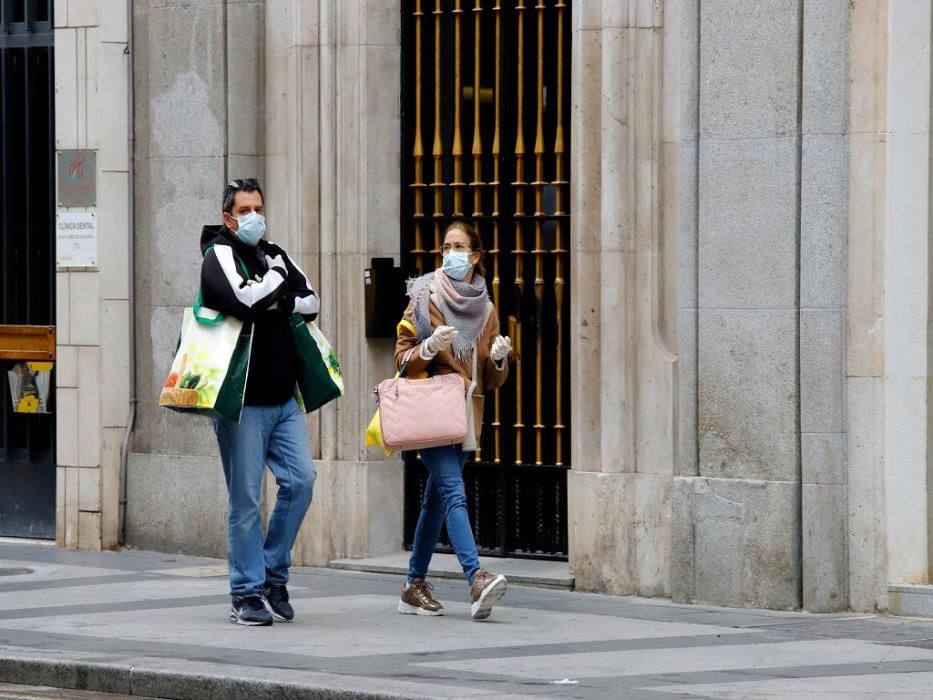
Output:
[{"xmin": 444, "ymin": 221, "xmax": 487, "ymax": 278}]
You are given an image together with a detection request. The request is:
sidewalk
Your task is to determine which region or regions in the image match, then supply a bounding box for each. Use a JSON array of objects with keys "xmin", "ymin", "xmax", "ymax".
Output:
[{"xmin": 2, "ymin": 543, "xmax": 933, "ymax": 699}]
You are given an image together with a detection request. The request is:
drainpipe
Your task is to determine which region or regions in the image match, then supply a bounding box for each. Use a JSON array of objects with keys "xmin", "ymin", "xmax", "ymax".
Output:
[{"xmin": 118, "ymin": 0, "xmax": 137, "ymax": 546}]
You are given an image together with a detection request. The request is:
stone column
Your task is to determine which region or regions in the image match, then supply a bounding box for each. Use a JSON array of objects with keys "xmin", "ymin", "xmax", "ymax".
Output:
[
  {"xmin": 800, "ymin": 0, "xmax": 850, "ymax": 613},
  {"xmin": 127, "ymin": 0, "xmax": 265, "ymax": 555},
  {"xmin": 846, "ymin": 0, "xmax": 887, "ymax": 613},
  {"xmin": 674, "ymin": 0, "xmax": 804, "ymax": 610},
  {"xmin": 883, "ymin": 0, "xmax": 932, "ymax": 587},
  {"xmin": 568, "ymin": 0, "xmax": 676, "ymax": 597},
  {"xmin": 264, "ymin": 0, "xmax": 405, "ymax": 567},
  {"xmin": 54, "ymin": 0, "xmax": 132, "ymax": 551}
]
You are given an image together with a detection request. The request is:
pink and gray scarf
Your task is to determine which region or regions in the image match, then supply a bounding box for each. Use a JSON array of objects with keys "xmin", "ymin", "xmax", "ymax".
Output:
[{"xmin": 407, "ymin": 270, "xmax": 490, "ymax": 360}]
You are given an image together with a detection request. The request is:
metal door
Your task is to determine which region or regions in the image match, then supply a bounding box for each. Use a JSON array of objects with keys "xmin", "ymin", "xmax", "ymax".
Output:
[
  {"xmin": 0, "ymin": 0, "xmax": 56, "ymax": 538},
  {"xmin": 400, "ymin": 0, "xmax": 571, "ymax": 559}
]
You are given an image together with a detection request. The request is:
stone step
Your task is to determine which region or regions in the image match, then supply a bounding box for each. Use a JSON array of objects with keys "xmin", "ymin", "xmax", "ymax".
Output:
[
  {"xmin": 328, "ymin": 551, "xmax": 574, "ymax": 589},
  {"xmin": 889, "ymin": 585, "xmax": 933, "ymax": 617},
  {"xmin": 0, "ymin": 682, "xmax": 158, "ymax": 700}
]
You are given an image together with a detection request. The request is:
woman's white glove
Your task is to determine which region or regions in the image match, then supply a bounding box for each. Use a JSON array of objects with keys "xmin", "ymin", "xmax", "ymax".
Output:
[
  {"xmin": 490, "ymin": 335, "xmax": 512, "ymax": 363},
  {"xmin": 422, "ymin": 325, "xmax": 458, "ymax": 358}
]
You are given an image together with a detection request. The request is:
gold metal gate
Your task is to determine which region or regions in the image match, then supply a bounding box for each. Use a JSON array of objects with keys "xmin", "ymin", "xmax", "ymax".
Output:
[{"xmin": 401, "ymin": 0, "xmax": 571, "ymax": 558}]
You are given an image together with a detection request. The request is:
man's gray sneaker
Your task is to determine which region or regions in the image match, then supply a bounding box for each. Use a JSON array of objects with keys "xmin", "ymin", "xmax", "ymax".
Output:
[
  {"xmin": 262, "ymin": 583, "xmax": 295, "ymax": 622},
  {"xmin": 230, "ymin": 595, "xmax": 273, "ymax": 626}
]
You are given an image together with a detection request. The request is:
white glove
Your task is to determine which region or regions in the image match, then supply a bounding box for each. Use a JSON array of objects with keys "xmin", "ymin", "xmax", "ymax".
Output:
[
  {"xmin": 264, "ymin": 254, "xmax": 286, "ymax": 277},
  {"xmin": 490, "ymin": 335, "xmax": 512, "ymax": 363},
  {"xmin": 423, "ymin": 325, "xmax": 458, "ymax": 356}
]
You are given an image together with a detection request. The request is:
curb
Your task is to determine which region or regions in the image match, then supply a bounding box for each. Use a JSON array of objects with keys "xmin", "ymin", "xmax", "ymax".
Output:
[{"xmin": 0, "ymin": 655, "xmax": 424, "ymax": 700}]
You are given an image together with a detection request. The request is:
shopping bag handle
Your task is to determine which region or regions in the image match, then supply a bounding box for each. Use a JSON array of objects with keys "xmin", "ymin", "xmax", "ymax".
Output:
[
  {"xmin": 193, "ymin": 245, "xmax": 250, "ymax": 325},
  {"xmin": 192, "ymin": 289, "xmax": 226, "ymax": 325}
]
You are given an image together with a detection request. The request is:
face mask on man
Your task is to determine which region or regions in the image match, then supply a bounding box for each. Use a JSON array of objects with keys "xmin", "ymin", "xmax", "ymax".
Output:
[
  {"xmin": 230, "ymin": 211, "xmax": 266, "ymax": 246},
  {"xmin": 441, "ymin": 250, "xmax": 473, "ymax": 281}
]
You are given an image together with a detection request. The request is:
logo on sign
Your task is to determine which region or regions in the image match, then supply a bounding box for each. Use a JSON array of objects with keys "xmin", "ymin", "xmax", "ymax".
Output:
[
  {"xmin": 58, "ymin": 149, "xmax": 96, "ymax": 207},
  {"xmin": 66, "ymin": 152, "xmax": 86, "ymax": 181}
]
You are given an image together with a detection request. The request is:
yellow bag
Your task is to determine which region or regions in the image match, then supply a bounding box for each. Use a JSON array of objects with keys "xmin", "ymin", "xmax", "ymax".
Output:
[
  {"xmin": 366, "ymin": 408, "xmax": 393, "ymax": 456},
  {"xmin": 365, "ymin": 318, "xmax": 426, "ymax": 456}
]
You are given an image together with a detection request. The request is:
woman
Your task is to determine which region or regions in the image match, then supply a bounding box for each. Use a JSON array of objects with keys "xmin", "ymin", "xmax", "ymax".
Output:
[{"xmin": 395, "ymin": 222, "xmax": 512, "ymax": 621}]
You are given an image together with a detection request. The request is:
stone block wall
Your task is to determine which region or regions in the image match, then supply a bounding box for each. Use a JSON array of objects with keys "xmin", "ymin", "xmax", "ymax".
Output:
[
  {"xmin": 132, "ymin": 0, "xmax": 263, "ymax": 464},
  {"xmin": 96, "ymin": 0, "xmax": 929, "ymax": 615},
  {"xmin": 127, "ymin": 0, "xmax": 265, "ymax": 555},
  {"xmin": 882, "ymin": 0, "xmax": 933, "ymax": 588},
  {"xmin": 672, "ymin": 0, "xmax": 850, "ymax": 611},
  {"xmin": 558, "ymin": 0, "xmax": 857, "ymax": 610},
  {"xmin": 798, "ymin": 0, "xmax": 850, "ymax": 613},
  {"xmin": 568, "ymin": 0, "xmax": 676, "ymax": 597},
  {"xmin": 127, "ymin": 0, "xmax": 405, "ymax": 564},
  {"xmin": 266, "ymin": 0, "xmax": 406, "ymax": 565},
  {"xmin": 845, "ymin": 0, "xmax": 887, "ymax": 613},
  {"xmin": 54, "ymin": 0, "xmax": 132, "ymax": 551}
]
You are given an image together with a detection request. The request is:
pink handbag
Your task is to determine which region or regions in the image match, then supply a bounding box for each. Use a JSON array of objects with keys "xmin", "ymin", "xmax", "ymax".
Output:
[{"xmin": 375, "ymin": 372, "xmax": 467, "ymax": 452}]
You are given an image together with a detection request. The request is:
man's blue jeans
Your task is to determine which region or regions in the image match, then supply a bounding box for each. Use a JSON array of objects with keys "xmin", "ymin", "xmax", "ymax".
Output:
[
  {"xmin": 213, "ymin": 398, "xmax": 316, "ymax": 597},
  {"xmin": 407, "ymin": 444, "xmax": 480, "ymax": 584}
]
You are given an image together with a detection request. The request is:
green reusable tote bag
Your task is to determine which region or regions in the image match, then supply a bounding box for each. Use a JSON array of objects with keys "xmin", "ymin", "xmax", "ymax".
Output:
[
  {"xmin": 159, "ymin": 289, "xmax": 253, "ymax": 423},
  {"xmin": 159, "ymin": 301, "xmax": 252, "ymax": 422},
  {"xmin": 290, "ymin": 314, "xmax": 344, "ymax": 413}
]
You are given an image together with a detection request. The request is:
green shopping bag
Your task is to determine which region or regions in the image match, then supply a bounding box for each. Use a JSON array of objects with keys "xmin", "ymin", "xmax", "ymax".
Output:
[
  {"xmin": 160, "ymin": 246, "xmax": 253, "ymax": 422},
  {"xmin": 290, "ymin": 314, "xmax": 344, "ymax": 412}
]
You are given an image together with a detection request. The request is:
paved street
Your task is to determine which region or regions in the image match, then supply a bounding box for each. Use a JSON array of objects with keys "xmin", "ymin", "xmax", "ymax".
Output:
[{"xmin": 2, "ymin": 543, "xmax": 933, "ymax": 699}]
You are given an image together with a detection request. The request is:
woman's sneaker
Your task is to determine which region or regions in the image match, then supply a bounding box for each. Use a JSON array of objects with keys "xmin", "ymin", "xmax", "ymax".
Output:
[
  {"xmin": 230, "ymin": 595, "xmax": 273, "ymax": 626},
  {"xmin": 262, "ymin": 583, "xmax": 295, "ymax": 622},
  {"xmin": 398, "ymin": 579, "xmax": 444, "ymax": 616},
  {"xmin": 470, "ymin": 569, "xmax": 507, "ymax": 620}
]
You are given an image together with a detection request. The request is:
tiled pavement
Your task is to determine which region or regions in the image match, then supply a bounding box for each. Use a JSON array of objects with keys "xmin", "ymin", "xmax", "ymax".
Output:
[{"xmin": 1, "ymin": 543, "xmax": 933, "ymax": 698}]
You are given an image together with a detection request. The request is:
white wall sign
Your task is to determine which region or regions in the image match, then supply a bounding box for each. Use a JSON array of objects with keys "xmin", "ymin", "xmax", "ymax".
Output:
[{"xmin": 56, "ymin": 212, "xmax": 98, "ymax": 268}]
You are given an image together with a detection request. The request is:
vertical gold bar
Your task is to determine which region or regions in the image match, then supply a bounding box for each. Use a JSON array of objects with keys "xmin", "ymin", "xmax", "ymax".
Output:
[
  {"xmin": 451, "ymin": 0, "xmax": 465, "ymax": 218},
  {"xmin": 512, "ymin": 0, "xmax": 527, "ymax": 465},
  {"xmin": 470, "ymin": 0, "xmax": 485, "ymax": 461},
  {"xmin": 531, "ymin": 0, "xmax": 546, "ymax": 465},
  {"xmin": 411, "ymin": 0, "xmax": 427, "ymax": 274},
  {"xmin": 490, "ymin": 0, "xmax": 503, "ymax": 463},
  {"xmin": 552, "ymin": 0, "xmax": 568, "ymax": 465},
  {"xmin": 469, "ymin": 0, "xmax": 485, "ymax": 216},
  {"xmin": 431, "ymin": 0, "xmax": 444, "ymax": 268}
]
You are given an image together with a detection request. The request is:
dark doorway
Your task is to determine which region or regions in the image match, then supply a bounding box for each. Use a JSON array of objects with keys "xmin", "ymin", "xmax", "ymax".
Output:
[{"xmin": 0, "ymin": 0, "xmax": 56, "ymax": 539}]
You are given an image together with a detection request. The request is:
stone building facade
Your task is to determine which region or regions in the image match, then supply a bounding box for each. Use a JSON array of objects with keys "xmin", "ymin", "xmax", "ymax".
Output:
[{"xmin": 42, "ymin": 0, "xmax": 933, "ymax": 614}]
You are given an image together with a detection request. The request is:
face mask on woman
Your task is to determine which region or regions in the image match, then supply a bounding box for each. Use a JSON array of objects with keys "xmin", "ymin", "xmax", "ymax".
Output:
[
  {"xmin": 441, "ymin": 250, "xmax": 473, "ymax": 281},
  {"xmin": 231, "ymin": 211, "xmax": 266, "ymax": 246}
]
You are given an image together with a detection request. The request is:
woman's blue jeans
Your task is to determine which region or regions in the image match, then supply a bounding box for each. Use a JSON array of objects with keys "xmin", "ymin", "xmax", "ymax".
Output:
[
  {"xmin": 213, "ymin": 398, "xmax": 316, "ymax": 597},
  {"xmin": 407, "ymin": 444, "xmax": 480, "ymax": 584}
]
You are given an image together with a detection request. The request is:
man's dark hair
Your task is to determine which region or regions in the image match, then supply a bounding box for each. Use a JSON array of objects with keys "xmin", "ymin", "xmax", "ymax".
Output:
[{"xmin": 222, "ymin": 178, "xmax": 264, "ymax": 214}]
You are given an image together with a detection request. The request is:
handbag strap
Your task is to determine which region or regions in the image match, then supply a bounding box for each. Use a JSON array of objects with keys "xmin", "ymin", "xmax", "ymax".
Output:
[
  {"xmin": 193, "ymin": 244, "xmax": 250, "ymax": 325},
  {"xmin": 398, "ymin": 347, "xmax": 418, "ymax": 378}
]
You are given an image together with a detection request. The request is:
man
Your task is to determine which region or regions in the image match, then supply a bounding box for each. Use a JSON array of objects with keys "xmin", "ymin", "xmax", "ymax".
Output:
[{"xmin": 200, "ymin": 178, "xmax": 320, "ymax": 626}]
